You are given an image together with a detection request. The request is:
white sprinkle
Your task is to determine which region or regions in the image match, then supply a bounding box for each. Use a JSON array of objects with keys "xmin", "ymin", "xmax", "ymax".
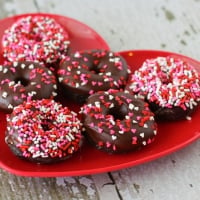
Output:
[
  {"xmin": 58, "ymin": 77, "xmax": 64, "ymax": 82},
  {"xmin": 186, "ymin": 116, "xmax": 192, "ymax": 120},
  {"xmin": 134, "ymin": 107, "xmax": 139, "ymax": 111},
  {"xmin": 28, "ymin": 64, "xmax": 34, "ymax": 69},
  {"xmin": 13, "ymin": 62, "xmax": 18, "ymax": 67},
  {"xmin": 150, "ymin": 116, "xmax": 155, "ymax": 121},
  {"xmin": 110, "ymin": 119, "xmax": 115, "ymax": 125},
  {"xmin": 129, "ymin": 104, "xmax": 134, "ymax": 110},
  {"xmin": 140, "ymin": 133, "xmax": 144, "ymax": 138},
  {"xmin": 111, "ymin": 135, "xmax": 117, "ymax": 140},
  {"xmin": 75, "ymin": 83, "xmax": 80, "ymax": 88},
  {"xmin": 8, "ymin": 81, "xmax": 15, "ymax": 87},
  {"xmin": 109, "ymin": 57, "xmax": 120, "ymax": 63},
  {"xmin": 21, "ymin": 63, "xmax": 26, "ymax": 69},
  {"xmin": 95, "ymin": 101, "xmax": 101, "ymax": 108},
  {"xmin": 8, "ymin": 104, "xmax": 13, "ymax": 109},
  {"xmin": 109, "ymin": 103, "xmax": 114, "ymax": 108},
  {"xmin": 28, "ymin": 91, "xmax": 37, "ymax": 97},
  {"xmin": 109, "ymin": 52, "xmax": 114, "ymax": 57},
  {"xmin": 30, "ymin": 82, "xmax": 37, "ymax": 85},
  {"xmin": 66, "ymin": 135, "xmax": 72, "ymax": 142},
  {"xmin": 106, "ymin": 72, "xmax": 112, "ymax": 76},
  {"xmin": 52, "ymin": 92, "xmax": 57, "ymax": 96},
  {"xmin": 125, "ymin": 115, "xmax": 130, "ymax": 119},
  {"xmin": 108, "ymin": 95, "xmax": 114, "ymax": 100},
  {"xmin": 2, "ymin": 92, "xmax": 8, "ymax": 98},
  {"xmin": 0, "ymin": 66, "xmax": 3, "ymax": 71},
  {"xmin": 76, "ymin": 71, "xmax": 81, "ymax": 75},
  {"xmin": 68, "ymin": 132, "xmax": 75, "ymax": 140},
  {"xmin": 142, "ymin": 141, "xmax": 147, "ymax": 146},
  {"xmin": 3, "ymin": 68, "xmax": 8, "ymax": 73},
  {"xmin": 74, "ymin": 52, "xmax": 81, "ymax": 58}
]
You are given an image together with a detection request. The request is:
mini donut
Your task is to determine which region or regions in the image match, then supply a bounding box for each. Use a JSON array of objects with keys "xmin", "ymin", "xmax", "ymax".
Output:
[
  {"xmin": 5, "ymin": 99, "xmax": 83, "ymax": 164},
  {"xmin": 2, "ymin": 15, "xmax": 70, "ymax": 69},
  {"xmin": 81, "ymin": 90, "xmax": 157, "ymax": 153},
  {"xmin": 0, "ymin": 61, "xmax": 57, "ymax": 113},
  {"xmin": 57, "ymin": 49, "xmax": 130, "ymax": 103},
  {"xmin": 125, "ymin": 56, "xmax": 200, "ymax": 121}
]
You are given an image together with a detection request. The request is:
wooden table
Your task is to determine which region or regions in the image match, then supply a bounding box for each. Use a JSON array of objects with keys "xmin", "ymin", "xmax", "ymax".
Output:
[{"xmin": 0, "ymin": 0, "xmax": 199, "ymax": 199}]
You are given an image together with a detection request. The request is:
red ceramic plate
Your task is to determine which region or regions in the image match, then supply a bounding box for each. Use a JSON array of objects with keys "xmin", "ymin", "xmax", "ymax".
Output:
[{"xmin": 0, "ymin": 15, "xmax": 199, "ymax": 177}]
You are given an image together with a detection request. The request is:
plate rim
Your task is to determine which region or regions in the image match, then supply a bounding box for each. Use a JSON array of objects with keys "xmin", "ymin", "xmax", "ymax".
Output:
[{"xmin": 0, "ymin": 130, "xmax": 199, "ymax": 177}]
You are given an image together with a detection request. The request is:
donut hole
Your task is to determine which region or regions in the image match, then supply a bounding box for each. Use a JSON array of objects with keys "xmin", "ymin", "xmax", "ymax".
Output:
[
  {"xmin": 14, "ymin": 77, "xmax": 29, "ymax": 87},
  {"xmin": 89, "ymin": 66, "xmax": 101, "ymax": 74},
  {"xmin": 34, "ymin": 35, "xmax": 42, "ymax": 42},
  {"xmin": 107, "ymin": 104, "xmax": 128, "ymax": 121},
  {"xmin": 159, "ymin": 72, "xmax": 171, "ymax": 84},
  {"xmin": 28, "ymin": 32, "xmax": 42, "ymax": 42},
  {"xmin": 41, "ymin": 119, "xmax": 53, "ymax": 131}
]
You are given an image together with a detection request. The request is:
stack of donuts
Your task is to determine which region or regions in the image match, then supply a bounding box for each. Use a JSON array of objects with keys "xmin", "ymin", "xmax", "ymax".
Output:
[{"xmin": 1, "ymin": 15, "xmax": 199, "ymax": 164}]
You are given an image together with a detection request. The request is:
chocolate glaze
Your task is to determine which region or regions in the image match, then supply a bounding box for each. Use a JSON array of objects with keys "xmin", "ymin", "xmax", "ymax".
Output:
[
  {"xmin": 81, "ymin": 90, "xmax": 157, "ymax": 153},
  {"xmin": 0, "ymin": 61, "xmax": 57, "ymax": 113},
  {"xmin": 148, "ymin": 101, "xmax": 199, "ymax": 121},
  {"xmin": 57, "ymin": 49, "xmax": 129, "ymax": 104}
]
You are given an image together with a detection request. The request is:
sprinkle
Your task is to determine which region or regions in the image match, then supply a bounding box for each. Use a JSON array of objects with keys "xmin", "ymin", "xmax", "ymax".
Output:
[
  {"xmin": 142, "ymin": 141, "xmax": 147, "ymax": 146},
  {"xmin": 3, "ymin": 68, "xmax": 8, "ymax": 73},
  {"xmin": 8, "ymin": 104, "xmax": 13, "ymax": 109},
  {"xmin": 140, "ymin": 133, "xmax": 144, "ymax": 138},
  {"xmin": 129, "ymin": 104, "xmax": 134, "ymax": 110},
  {"xmin": 111, "ymin": 135, "xmax": 117, "ymax": 140},
  {"xmin": 2, "ymin": 91, "xmax": 8, "ymax": 98},
  {"xmin": 186, "ymin": 116, "xmax": 192, "ymax": 120},
  {"xmin": 21, "ymin": 63, "xmax": 26, "ymax": 69}
]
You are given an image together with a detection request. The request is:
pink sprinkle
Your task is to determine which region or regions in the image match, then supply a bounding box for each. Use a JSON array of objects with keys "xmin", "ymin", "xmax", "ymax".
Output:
[
  {"xmin": 131, "ymin": 129, "xmax": 137, "ymax": 133},
  {"xmin": 110, "ymin": 130, "xmax": 115, "ymax": 135}
]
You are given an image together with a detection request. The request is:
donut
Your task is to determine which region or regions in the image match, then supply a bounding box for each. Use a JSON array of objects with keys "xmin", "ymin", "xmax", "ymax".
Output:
[
  {"xmin": 5, "ymin": 99, "xmax": 83, "ymax": 163},
  {"xmin": 125, "ymin": 56, "xmax": 200, "ymax": 121},
  {"xmin": 0, "ymin": 61, "xmax": 57, "ymax": 113},
  {"xmin": 2, "ymin": 15, "xmax": 70, "ymax": 69},
  {"xmin": 81, "ymin": 90, "xmax": 157, "ymax": 153},
  {"xmin": 57, "ymin": 49, "xmax": 130, "ymax": 103}
]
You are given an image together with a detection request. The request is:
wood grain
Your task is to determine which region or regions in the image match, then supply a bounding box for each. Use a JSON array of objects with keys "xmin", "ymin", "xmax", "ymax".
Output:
[{"xmin": 0, "ymin": 0, "xmax": 200, "ymax": 199}]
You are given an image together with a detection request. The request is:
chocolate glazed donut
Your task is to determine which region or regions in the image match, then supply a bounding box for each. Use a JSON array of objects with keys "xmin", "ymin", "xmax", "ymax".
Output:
[
  {"xmin": 81, "ymin": 90, "xmax": 157, "ymax": 153},
  {"xmin": 57, "ymin": 49, "xmax": 130, "ymax": 104},
  {"xmin": 125, "ymin": 56, "xmax": 200, "ymax": 121},
  {"xmin": 0, "ymin": 61, "xmax": 57, "ymax": 113},
  {"xmin": 5, "ymin": 99, "xmax": 83, "ymax": 164}
]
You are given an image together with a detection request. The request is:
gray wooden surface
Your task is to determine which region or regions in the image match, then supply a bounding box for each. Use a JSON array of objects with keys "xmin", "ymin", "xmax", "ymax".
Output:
[{"xmin": 0, "ymin": 0, "xmax": 200, "ymax": 199}]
